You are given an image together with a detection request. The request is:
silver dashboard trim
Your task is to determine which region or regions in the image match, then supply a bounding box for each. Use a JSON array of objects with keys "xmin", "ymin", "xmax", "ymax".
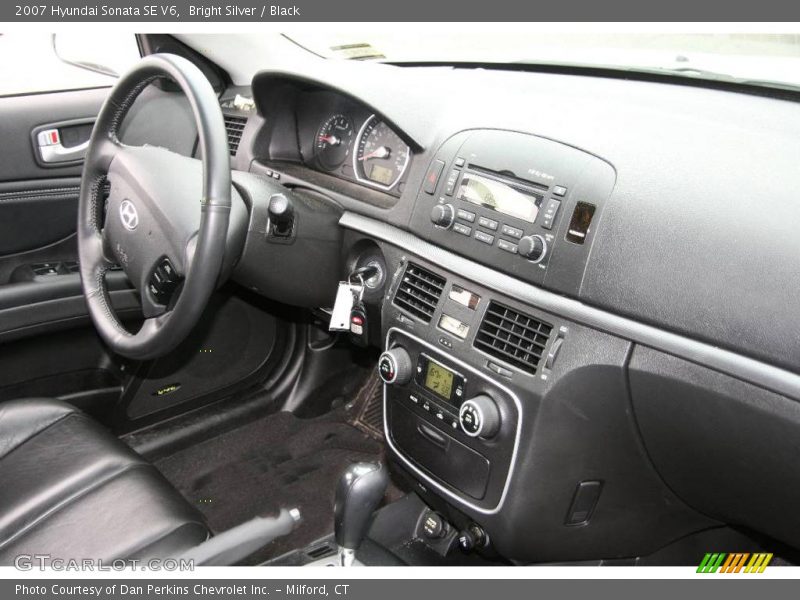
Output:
[
  {"xmin": 342, "ymin": 211, "xmax": 800, "ymax": 402},
  {"xmin": 383, "ymin": 327, "xmax": 522, "ymax": 515}
]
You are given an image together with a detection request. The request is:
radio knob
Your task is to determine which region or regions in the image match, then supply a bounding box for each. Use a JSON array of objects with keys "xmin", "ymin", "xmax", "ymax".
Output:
[
  {"xmin": 430, "ymin": 203, "xmax": 455, "ymax": 229},
  {"xmin": 459, "ymin": 395, "xmax": 501, "ymax": 439},
  {"xmin": 518, "ymin": 235, "xmax": 547, "ymax": 263},
  {"xmin": 378, "ymin": 347, "xmax": 413, "ymax": 385}
]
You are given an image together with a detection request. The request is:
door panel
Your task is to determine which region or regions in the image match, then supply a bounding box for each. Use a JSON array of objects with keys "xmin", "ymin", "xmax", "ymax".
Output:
[
  {"xmin": 0, "ymin": 73, "xmax": 201, "ymax": 425},
  {"xmin": 0, "ymin": 178, "xmax": 81, "ymax": 258},
  {"xmin": 0, "ymin": 87, "xmax": 108, "ymax": 182}
]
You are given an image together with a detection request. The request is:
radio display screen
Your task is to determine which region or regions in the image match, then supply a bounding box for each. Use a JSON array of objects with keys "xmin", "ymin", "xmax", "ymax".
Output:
[
  {"xmin": 424, "ymin": 360, "xmax": 455, "ymax": 400},
  {"xmin": 457, "ymin": 172, "xmax": 542, "ymax": 223}
]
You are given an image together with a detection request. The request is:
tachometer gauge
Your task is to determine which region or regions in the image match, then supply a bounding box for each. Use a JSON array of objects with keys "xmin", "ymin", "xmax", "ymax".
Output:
[
  {"xmin": 354, "ymin": 115, "xmax": 410, "ymax": 190},
  {"xmin": 315, "ymin": 114, "xmax": 354, "ymax": 170}
]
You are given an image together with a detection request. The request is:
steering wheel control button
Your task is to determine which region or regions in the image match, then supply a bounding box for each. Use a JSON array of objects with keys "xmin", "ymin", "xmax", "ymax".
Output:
[
  {"xmin": 422, "ymin": 511, "xmax": 448, "ymax": 539},
  {"xmin": 459, "ymin": 395, "xmax": 501, "ymax": 439},
  {"xmin": 149, "ymin": 258, "xmax": 180, "ymax": 305},
  {"xmin": 518, "ymin": 234, "xmax": 547, "ymax": 262},
  {"xmin": 378, "ymin": 347, "xmax": 413, "ymax": 385},
  {"xmin": 423, "ymin": 160, "xmax": 445, "ymax": 194},
  {"xmin": 430, "ymin": 203, "xmax": 455, "ymax": 229},
  {"xmin": 147, "ymin": 258, "xmax": 179, "ymax": 305}
]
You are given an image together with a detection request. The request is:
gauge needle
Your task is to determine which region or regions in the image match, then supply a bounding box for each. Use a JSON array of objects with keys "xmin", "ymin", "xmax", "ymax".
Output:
[
  {"xmin": 319, "ymin": 135, "xmax": 340, "ymax": 146},
  {"xmin": 359, "ymin": 146, "xmax": 390, "ymax": 161}
]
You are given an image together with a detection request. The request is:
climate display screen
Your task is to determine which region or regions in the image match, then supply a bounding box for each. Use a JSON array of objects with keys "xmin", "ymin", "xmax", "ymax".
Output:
[
  {"xmin": 424, "ymin": 361, "xmax": 455, "ymax": 400},
  {"xmin": 457, "ymin": 172, "xmax": 542, "ymax": 223}
]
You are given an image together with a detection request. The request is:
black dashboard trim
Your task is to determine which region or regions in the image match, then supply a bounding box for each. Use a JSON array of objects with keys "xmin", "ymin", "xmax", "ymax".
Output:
[{"xmin": 341, "ymin": 211, "xmax": 800, "ymax": 402}]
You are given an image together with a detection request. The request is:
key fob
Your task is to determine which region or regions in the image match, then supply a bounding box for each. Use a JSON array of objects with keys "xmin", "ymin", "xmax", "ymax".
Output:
[{"xmin": 349, "ymin": 301, "xmax": 369, "ymax": 347}]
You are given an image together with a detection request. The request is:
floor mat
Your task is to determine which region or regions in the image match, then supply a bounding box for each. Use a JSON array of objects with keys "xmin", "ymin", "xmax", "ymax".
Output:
[
  {"xmin": 351, "ymin": 371, "xmax": 384, "ymax": 440},
  {"xmin": 154, "ymin": 405, "xmax": 382, "ymax": 563}
]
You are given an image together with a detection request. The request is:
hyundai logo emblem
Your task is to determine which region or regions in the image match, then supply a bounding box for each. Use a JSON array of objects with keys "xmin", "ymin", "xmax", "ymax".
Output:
[{"xmin": 119, "ymin": 199, "xmax": 139, "ymax": 231}]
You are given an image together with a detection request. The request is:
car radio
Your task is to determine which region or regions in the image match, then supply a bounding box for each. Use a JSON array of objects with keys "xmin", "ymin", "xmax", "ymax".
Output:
[{"xmin": 410, "ymin": 129, "xmax": 616, "ymax": 295}]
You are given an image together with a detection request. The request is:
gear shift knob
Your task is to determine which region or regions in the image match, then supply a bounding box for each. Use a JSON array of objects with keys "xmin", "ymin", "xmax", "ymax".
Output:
[{"xmin": 334, "ymin": 461, "xmax": 389, "ymax": 566}]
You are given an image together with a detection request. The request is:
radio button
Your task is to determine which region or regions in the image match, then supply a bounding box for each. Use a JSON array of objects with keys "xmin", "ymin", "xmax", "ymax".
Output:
[
  {"xmin": 455, "ymin": 157, "xmax": 466, "ymax": 168},
  {"xmin": 456, "ymin": 209, "xmax": 476, "ymax": 222},
  {"xmin": 477, "ymin": 216, "xmax": 499, "ymax": 230},
  {"xmin": 541, "ymin": 198, "xmax": 561, "ymax": 230},
  {"xmin": 431, "ymin": 203, "xmax": 455, "ymax": 228},
  {"xmin": 453, "ymin": 222, "xmax": 472, "ymax": 236},
  {"xmin": 474, "ymin": 230, "xmax": 495, "ymax": 245},
  {"xmin": 553, "ymin": 185, "xmax": 567, "ymax": 197},
  {"xmin": 497, "ymin": 239, "xmax": 518, "ymax": 254},
  {"xmin": 501, "ymin": 224, "xmax": 523, "ymax": 239},
  {"xmin": 444, "ymin": 169, "xmax": 460, "ymax": 196},
  {"xmin": 518, "ymin": 235, "xmax": 547, "ymax": 262}
]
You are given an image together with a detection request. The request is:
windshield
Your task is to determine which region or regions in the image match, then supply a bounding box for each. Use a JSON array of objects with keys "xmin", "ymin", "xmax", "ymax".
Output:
[{"xmin": 285, "ymin": 33, "xmax": 800, "ymax": 91}]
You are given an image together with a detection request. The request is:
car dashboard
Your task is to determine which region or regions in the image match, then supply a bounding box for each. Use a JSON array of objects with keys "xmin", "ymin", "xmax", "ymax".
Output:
[{"xmin": 217, "ymin": 62, "xmax": 800, "ymax": 564}]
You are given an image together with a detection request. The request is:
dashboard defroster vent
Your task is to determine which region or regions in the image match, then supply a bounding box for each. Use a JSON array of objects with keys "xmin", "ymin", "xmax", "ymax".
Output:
[
  {"xmin": 475, "ymin": 301, "xmax": 552, "ymax": 374},
  {"xmin": 223, "ymin": 115, "xmax": 247, "ymax": 156},
  {"xmin": 393, "ymin": 263, "xmax": 446, "ymax": 323}
]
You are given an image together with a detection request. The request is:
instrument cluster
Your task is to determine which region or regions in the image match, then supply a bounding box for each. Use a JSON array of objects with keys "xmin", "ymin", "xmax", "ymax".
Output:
[{"xmin": 295, "ymin": 91, "xmax": 412, "ymax": 195}]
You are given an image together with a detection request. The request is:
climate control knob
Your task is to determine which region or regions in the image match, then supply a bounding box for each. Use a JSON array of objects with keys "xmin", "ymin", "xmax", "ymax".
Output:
[
  {"xmin": 430, "ymin": 203, "xmax": 455, "ymax": 229},
  {"xmin": 459, "ymin": 395, "xmax": 501, "ymax": 439},
  {"xmin": 378, "ymin": 347, "xmax": 413, "ymax": 385},
  {"xmin": 518, "ymin": 235, "xmax": 547, "ymax": 263}
]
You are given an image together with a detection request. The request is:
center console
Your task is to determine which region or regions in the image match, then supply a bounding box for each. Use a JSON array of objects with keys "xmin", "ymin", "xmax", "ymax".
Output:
[
  {"xmin": 379, "ymin": 328, "xmax": 522, "ymax": 512},
  {"xmin": 343, "ymin": 127, "xmax": 714, "ymax": 564}
]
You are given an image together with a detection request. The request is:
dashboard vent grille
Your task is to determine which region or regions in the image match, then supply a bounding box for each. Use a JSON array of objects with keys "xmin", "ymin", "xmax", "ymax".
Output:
[
  {"xmin": 474, "ymin": 302, "xmax": 552, "ymax": 374},
  {"xmin": 223, "ymin": 115, "xmax": 247, "ymax": 156},
  {"xmin": 393, "ymin": 263, "xmax": 446, "ymax": 323}
]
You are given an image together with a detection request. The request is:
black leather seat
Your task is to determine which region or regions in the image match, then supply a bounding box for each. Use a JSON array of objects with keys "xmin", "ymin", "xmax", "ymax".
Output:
[{"xmin": 0, "ymin": 399, "xmax": 208, "ymax": 564}]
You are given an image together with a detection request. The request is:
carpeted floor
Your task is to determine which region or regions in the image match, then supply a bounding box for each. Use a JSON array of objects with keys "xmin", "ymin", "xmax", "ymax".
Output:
[{"xmin": 154, "ymin": 401, "xmax": 383, "ymax": 563}]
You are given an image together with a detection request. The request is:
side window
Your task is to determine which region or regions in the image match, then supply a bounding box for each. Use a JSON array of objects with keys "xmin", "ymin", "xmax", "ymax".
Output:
[{"xmin": 0, "ymin": 32, "xmax": 140, "ymax": 97}]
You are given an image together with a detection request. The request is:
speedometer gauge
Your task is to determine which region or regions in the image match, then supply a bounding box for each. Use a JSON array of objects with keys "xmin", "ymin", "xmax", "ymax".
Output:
[
  {"xmin": 354, "ymin": 115, "xmax": 410, "ymax": 190},
  {"xmin": 315, "ymin": 114, "xmax": 354, "ymax": 170}
]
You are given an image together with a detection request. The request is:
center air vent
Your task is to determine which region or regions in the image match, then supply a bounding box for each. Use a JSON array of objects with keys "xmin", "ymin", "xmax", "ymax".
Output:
[
  {"xmin": 474, "ymin": 301, "xmax": 552, "ymax": 374},
  {"xmin": 393, "ymin": 263, "xmax": 446, "ymax": 323},
  {"xmin": 223, "ymin": 115, "xmax": 247, "ymax": 156}
]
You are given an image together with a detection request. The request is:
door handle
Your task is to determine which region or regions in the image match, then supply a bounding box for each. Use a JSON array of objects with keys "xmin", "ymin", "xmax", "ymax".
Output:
[
  {"xmin": 37, "ymin": 129, "xmax": 90, "ymax": 164},
  {"xmin": 32, "ymin": 118, "xmax": 95, "ymax": 167}
]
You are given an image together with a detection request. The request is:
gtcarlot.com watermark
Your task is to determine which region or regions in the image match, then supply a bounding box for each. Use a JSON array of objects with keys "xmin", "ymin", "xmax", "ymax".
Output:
[{"xmin": 14, "ymin": 554, "xmax": 194, "ymax": 571}]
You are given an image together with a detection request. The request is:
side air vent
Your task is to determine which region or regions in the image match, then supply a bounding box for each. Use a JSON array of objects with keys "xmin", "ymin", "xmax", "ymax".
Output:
[
  {"xmin": 393, "ymin": 263, "xmax": 446, "ymax": 323},
  {"xmin": 474, "ymin": 301, "xmax": 552, "ymax": 374},
  {"xmin": 223, "ymin": 115, "xmax": 247, "ymax": 156}
]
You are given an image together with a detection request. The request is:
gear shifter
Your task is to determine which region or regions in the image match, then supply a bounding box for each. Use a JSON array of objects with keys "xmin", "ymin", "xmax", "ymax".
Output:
[{"xmin": 334, "ymin": 462, "xmax": 389, "ymax": 566}]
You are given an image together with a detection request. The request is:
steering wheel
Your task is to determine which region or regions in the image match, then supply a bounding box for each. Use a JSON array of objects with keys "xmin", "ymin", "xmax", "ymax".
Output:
[{"xmin": 78, "ymin": 54, "xmax": 236, "ymax": 361}]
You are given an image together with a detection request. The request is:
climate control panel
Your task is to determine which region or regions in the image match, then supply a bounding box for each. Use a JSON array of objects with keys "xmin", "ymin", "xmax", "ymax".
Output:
[{"xmin": 382, "ymin": 328, "xmax": 520, "ymax": 511}]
